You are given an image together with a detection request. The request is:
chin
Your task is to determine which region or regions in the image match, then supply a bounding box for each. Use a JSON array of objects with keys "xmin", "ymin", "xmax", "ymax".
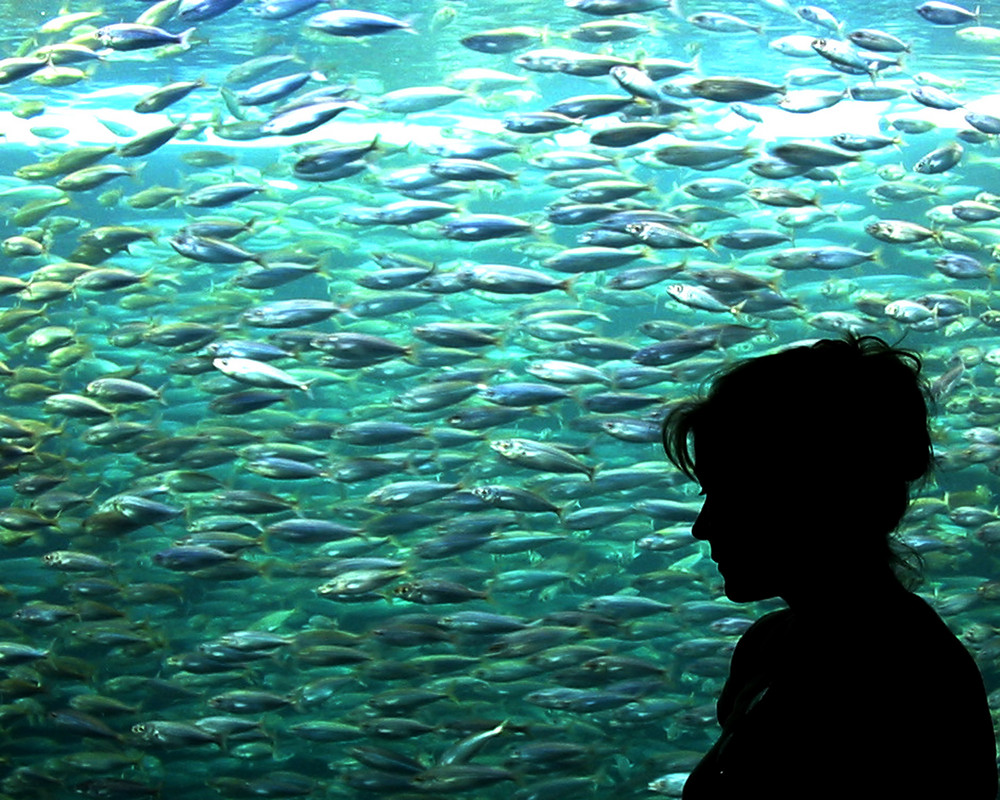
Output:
[{"xmin": 723, "ymin": 581, "xmax": 773, "ymax": 604}]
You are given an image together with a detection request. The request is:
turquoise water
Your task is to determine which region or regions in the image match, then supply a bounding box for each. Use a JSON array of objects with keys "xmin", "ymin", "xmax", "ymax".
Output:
[{"xmin": 0, "ymin": 0, "xmax": 998, "ymax": 797}]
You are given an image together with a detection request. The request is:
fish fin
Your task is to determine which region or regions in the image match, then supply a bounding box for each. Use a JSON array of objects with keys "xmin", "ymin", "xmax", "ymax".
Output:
[
  {"xmin": 178, "ymin": 27, "xmax": 197, "ymax": 50},
  {"xmin": 402, "ymin": 342, "xmax": 420, "ymax": 365},
  {"xmin": 684, "ymin": 40, "xmax": 703, "ymax": 69},
  {"xmin": 128, "ymin": 161, "xmax": 147, "ymax": 183},
  {"xmin": 219, "ymin": 86, "xmax": 244, "ymax": 120}
]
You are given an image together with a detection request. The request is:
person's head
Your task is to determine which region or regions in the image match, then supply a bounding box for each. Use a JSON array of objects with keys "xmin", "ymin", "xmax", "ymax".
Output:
[{"xmin": 662, "ymin": 335, "xmax": 934, "ymax": 603}]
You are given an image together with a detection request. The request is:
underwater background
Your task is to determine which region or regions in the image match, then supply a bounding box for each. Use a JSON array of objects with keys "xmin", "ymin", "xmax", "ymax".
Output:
[{"xmin": 0, "ymin": 0, "xmax": 998, "ymax": 797}]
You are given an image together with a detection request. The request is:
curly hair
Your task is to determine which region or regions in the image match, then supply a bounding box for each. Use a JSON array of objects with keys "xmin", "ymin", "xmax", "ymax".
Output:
[{"xmin": 661, "ymin": 335, "xmax": 934, "ymax": 584}]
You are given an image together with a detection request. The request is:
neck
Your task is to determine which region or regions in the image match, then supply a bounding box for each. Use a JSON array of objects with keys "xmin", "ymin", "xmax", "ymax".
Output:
[{"xmin": 781, "ymin": 562, "xmax": 905, "ymax": 615}]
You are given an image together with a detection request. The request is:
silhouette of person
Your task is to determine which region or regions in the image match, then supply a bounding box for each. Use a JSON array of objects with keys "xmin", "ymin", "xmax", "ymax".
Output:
[{"xmin": 662, "ymin": 335, "xmax": 998, "ymax": 800}]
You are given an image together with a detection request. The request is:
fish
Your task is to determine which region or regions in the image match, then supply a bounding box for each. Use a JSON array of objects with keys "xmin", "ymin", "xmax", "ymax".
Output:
[
  {"xmin": 260, "ymin": 99, "xmax": 361, "ymax": 135},
  {"xmin": 688, "ymin": 76, "xmax": 784, "ymax": 102},
  {"xmin": 687, "ymin": 11, "xmax": 763, "ymax": 34},
  {"xmin": 459, "ymin": 26, "xmax": 545, "ymax": 53},
  {"xmin": 306, "ymin": 9, "xmax": 414, "ymax": 37},
  {"xmin": 134, "ymin": 78, "xmax": 208, "ymax": 113},
  {"xmin": 846, "ymin": 27, "xmax": 911, "ymax": 52},
  {"xmin": 0, "ymin": 2, "xmax": 997, "ymax": 798},
  {"xmin": 179, "ymin": 0, "xmax": 246, "ymax": 22},
  {"xmin": 910, "ymin": 85, "xmax": 963, "ymax": 110},
  {"xmin": 810, "ymin": 37, "xmax": 884, "ymax": 74},
  {"xmin": 95, "ymin": 23, "xmax": 196, "ymax": 51},
  {"xmin": 55, "ymin": 164, "xmax": 144, "ymax": 191},
  {"xmin": 0, "ymin": 55, "xmax": 48, "ymax": 85},
  {"xmin": 569, "ymin": 19, "xmax": 650, "ymax": 42},
  {"xmin": 566, "ymin": 0, "xmax": 674, "ymax": 14},
  {"xmin": 184, "ymin": 181, "xmax": 264, "ymax": 206},
  {"xmin": 118, "ymin": 123, "xmax": 185, "ymax": 158},
  {"xmin": 915, "ymin": 1, "xmax": 979, "ymax": 25},
  {"xmin": 233, "ymin": 71, "xmax": 325, "ymax": 105},
  {"xmin": 914, "ymin": 141, "xmax": 963, "ymax": 174},
  {"xmin": 514, "ymin": 48, "xmax": 636, "ymax": 76},
  {"xmin": 168, "ymin": 230, "xmax": 265, "ymax": 264}
]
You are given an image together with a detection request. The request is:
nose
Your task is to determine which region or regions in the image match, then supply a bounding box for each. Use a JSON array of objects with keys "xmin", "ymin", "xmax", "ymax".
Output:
[{"xmin": 691, "ymin": 496, "xmax": 710, "ymax": 542}]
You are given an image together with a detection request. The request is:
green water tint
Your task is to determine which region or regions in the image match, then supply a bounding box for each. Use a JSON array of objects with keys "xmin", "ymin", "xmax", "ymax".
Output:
[{"xmin": 0, "ymin": 0, "xmax": 996, "ymax": 797}]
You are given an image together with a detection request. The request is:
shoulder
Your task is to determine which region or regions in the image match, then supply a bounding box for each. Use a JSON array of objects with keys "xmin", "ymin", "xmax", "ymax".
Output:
[
  {"xmin": 873, "ymin": 592, "xmax": 978, "ymax": 670},
  {"xmin": 836, "ymin": 592, "xmax": 989, "ymax": 725}
]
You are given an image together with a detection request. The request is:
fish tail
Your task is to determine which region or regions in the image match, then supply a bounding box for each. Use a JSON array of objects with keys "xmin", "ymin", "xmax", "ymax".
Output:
[{"xmin": 219, "ymin": 86, "xmax": 244, "ymax": 120}]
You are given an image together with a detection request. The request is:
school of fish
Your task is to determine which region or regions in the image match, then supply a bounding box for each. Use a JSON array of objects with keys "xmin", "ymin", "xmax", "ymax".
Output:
[{"xmin": 0, "ymin": 0, "xmax": 998, "ymax": 796}]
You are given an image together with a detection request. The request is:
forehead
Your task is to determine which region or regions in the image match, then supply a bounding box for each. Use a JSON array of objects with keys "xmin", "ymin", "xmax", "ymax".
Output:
[{"xmin": 692, "ymin": 422, "xmax": 821, "ymax": 485}]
